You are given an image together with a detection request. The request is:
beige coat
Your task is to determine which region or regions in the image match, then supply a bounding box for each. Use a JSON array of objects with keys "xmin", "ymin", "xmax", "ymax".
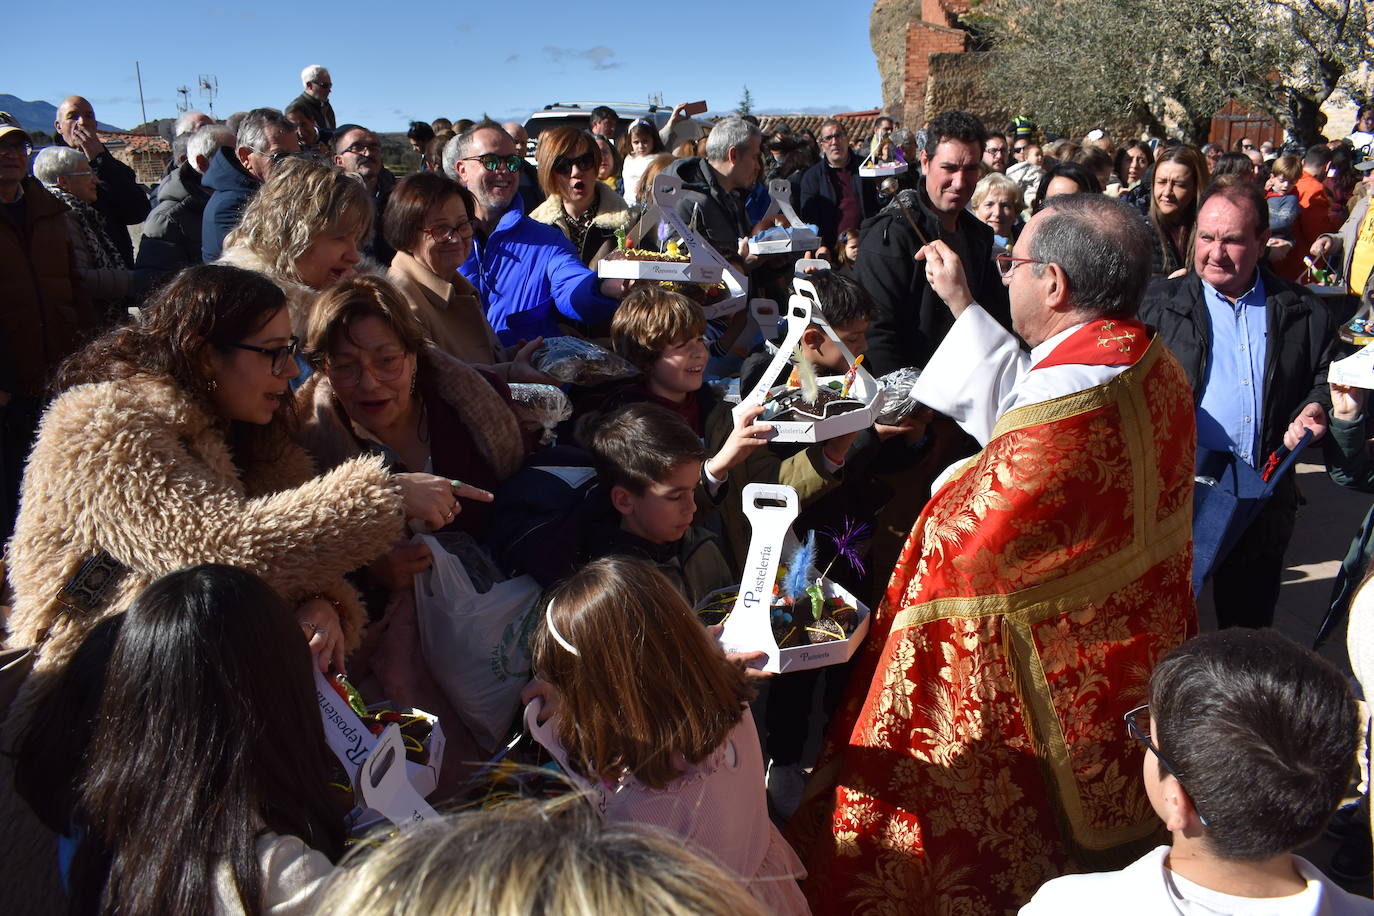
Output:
[
  {"xmin": 3, "ymin": 374, "xmax": 404, "ymax": 730},
  {"xmin": 387, "ymin": 250, "xmax": 505, "ymax": 368},
  {"xmin": 529, "ymin": 182, "xmax": 631, "ymax": 268}
]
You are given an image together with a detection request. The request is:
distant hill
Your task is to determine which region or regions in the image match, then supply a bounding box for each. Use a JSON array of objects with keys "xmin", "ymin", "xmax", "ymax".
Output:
[{"xmin": 0, "ymin": 94, "xmax": 122, "ymax": 132}]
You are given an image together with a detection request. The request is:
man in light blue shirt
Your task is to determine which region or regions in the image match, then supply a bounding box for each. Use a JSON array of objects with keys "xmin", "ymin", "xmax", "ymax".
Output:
[{"xmin": 1139, "ymin": 180, "xmax": 1337, "ymax": 628}]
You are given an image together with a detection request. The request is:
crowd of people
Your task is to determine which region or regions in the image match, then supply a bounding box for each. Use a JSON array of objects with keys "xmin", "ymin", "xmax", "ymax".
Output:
[{"xmin": 2, "ymin": 65, "xmax": 1374, "ymax": 914}]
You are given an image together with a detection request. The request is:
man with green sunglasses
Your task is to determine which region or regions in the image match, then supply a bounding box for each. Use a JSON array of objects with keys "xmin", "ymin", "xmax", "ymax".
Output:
[{"xmin": 444, "ymin": 120, "xmax": 630, "ymax": 345}]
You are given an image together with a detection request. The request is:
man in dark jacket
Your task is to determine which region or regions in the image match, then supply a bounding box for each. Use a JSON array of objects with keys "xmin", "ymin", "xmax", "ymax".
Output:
[
  {"xmin": 52, "ymin": 96, "xmax": 150, "ymax": 265},
  {"xmin": 288, "ymin": 65, "xmax": 336, "ymax": 131},
  {"xmin": 662, "ymin": 116, "xmax": 761, "ymax": 261},
  {"xmin": 856, "ymin": 110, "xmax": 1010, "ymax": 375},
  {"xmin": 332, "ymin": 124, "xmax": 395, "ymax": 265},
  {"xmin": 795, "ymin": 118, "xmax": 876, "ymax": 254},
  {"xmin": 201, "ymin": 108, "xmax": 299, "ymax": 260},
  {"xmin": 136, "ymin": 123, "xmax": 233, "ymax": 292},
  {"xmin": 1139, "ymin": 179, "xmax": 1337, "ymax": 629},
  {"xmin": 0, "ymin": 115, "xmax": 95, "ymax": 538}
]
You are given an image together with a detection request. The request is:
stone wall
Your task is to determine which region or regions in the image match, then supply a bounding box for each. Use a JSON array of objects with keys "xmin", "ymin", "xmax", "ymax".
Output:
[
  {"xmin": 925, "ymin": 52, "xmax": 1008, "ymax": 133},
  {"xmin": 871, "ymin": 0, "xmax": 971, "ymax": 128}
]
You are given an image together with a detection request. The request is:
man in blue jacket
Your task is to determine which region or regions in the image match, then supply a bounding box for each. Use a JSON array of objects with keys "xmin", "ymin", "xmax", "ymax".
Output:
[
  {"xmin": 201, "ymin": 108, "xmax": 299, "ymax": 261},
  {"xmin": 445, "ymin": 120, "xmax": 627, "ymax": 345}
]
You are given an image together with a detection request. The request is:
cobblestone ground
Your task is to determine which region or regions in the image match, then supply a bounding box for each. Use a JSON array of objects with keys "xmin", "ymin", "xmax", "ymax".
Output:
[{"xmin": 1236, "ymin": 455, "xmax": 1371, "ymax": 896}]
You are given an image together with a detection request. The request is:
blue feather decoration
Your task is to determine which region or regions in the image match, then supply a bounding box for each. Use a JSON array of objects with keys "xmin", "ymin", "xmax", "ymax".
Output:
[{"xmin": 781, "ymin": 530, "xmax": 818, "ymax": 602}]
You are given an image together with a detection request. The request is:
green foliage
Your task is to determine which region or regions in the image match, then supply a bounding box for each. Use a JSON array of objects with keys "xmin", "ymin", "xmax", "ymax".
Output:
[
  {"xmin": 976, "ymin": 0, "xmax": 1372, "ymax": 145},
  {"xmin": 737, "ymin": 85, "xmax": 755, "ymax": 118}
]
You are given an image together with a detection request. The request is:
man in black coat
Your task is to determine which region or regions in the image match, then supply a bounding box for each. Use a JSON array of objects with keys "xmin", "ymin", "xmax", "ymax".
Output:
[
  {"xmin": 1139, "ymin": 179, "xmax": 1337, "ymax": 629},
  {"xmin": 52, "ymin": 96, "xmax": 150, "ymax": 266},
  {"xmin": 333, "ymin": 125, "xmax": 396, "ymax": 265},
  {"xmin": 855, "ymin": 110, "xmax": 1011, "ymax": 375},
  {"xmin": 795, "ymin": 118, "xmax": 876, "ymax": 256}
]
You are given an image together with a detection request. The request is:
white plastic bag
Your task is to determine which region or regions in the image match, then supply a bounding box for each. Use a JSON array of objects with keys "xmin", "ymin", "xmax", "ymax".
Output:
[{"xmin": 413, "ymin": 534, "xmax": 542, "ymax": 750}]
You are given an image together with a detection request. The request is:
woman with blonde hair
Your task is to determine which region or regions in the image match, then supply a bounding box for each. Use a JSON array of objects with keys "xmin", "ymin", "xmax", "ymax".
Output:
[
  {"xmin": 1148, "ymin": 144, "xmax": 1210, "ymax": 278},
  {"xmin": 529, "ymin": 127, "xmax": 630, "ymax": 268},
  {"xmin": 217, "ymin": 156, "xmax": 372, "ymax": 333},
  {"xmin": 318, "ymin": 795, "xmax": 765, "ymax": 916}
]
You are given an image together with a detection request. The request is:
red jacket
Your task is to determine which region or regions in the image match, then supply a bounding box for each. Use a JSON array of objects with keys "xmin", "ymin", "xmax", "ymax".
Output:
[{"xmin": 1276, "ymin": 172, "xmax": 1336, "ymax": 281}]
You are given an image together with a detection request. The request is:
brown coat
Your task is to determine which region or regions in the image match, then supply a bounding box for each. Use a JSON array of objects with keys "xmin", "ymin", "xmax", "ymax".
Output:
[
  {"xmin": 0, "ymin": 179, "xmax": 95, "ymax": 396},
  {"xmin": 387, "ymin": 250, "xmax": 504, "ymax": 368},
  {"xmin": 3, "ymin": 374, "xmax": 405, "ymax": 731}
]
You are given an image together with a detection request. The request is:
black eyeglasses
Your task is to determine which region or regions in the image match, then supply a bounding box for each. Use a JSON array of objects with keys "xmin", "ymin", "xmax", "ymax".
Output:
[
  {"xmin": 1013, "ymin": 145, "xmax": 1027, "ymax": 154},
  {"xmin": 0, "ymin": 140, "xmax": 32, "ymax": 158},
  {"xmin": 231, "ymin": 337, "xmax": 300, "ymax": 376},
  {"xmin": 342, "ymin": 142, "xmax": 381, "ymax": 158},
  {"xmin": 461, "ymin": 153, "xmax": 523, "ymax": 173},
  {"xmin": 552, "ymin": 152, "xmax": 596, "ymax": 175},
  {"xmin": 310, "ymin": 80, "xmax": 332, "ymax": 89},
  {"xmin": 1123, "ymin": 704, "xmax": 1210, "ymax": 826},
  {"xmin": 818, "ymin": 133, "xmax": 848, "ymax": 143}
]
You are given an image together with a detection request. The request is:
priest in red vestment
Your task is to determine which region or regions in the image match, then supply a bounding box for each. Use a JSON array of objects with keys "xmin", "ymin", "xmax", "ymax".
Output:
[{"xmin": 790, "ymin": 194, "xmax": 1199, "ymax": 915}]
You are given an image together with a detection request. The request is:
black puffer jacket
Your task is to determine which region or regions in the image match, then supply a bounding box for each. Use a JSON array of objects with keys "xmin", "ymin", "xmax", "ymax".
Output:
[
  {"xmin": 1138, "ymin": 267, "xmax": 1337, "ymax": 459},
  {"xmin": 661, "ymin": 156, "xmax": 750, "ymax": 258},
  {"xmin": 134, "ymin": 161, "xmax": 209, "ymax": 293},
  {"xmin": 854, "ymin": 187, "xmax": 1011, "ymax": 374}
]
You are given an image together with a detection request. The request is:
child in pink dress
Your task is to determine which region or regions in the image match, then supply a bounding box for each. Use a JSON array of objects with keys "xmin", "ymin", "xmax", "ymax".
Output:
[{"xmin": 525, "ymin": 555, "xmax": 810, "ymax": 915}]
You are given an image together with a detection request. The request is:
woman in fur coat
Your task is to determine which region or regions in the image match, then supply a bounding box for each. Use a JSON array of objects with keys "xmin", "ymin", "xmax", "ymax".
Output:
[{"xmin": 4, "ymin": 265, "xmax": 466, "ymax": 735}]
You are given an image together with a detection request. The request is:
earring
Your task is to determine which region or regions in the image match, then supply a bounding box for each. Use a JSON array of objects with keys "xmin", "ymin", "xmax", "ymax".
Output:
[
  {"xmin": 410, "ymin": 371, "xmax": 417, "ymax": 394},
  {"xmin": 206, "ymin": 377, "xmax": 218, "ymax": 392}
]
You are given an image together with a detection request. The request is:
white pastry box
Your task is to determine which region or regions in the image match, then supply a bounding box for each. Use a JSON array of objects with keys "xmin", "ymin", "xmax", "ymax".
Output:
[
  {"xmin": 747, "ymin": 179, "xmax": 822, "ymax": 255},
  {"xmin": 598, "ymin": 172, "xmax": 746, "ymax": 319},
  {"xmin": 731, "ymin": 277, "xmax": 883, "ymax": 443},
  {"xmin": 716, "ymin": 484, "xmax": 870, "ymax": 674}
]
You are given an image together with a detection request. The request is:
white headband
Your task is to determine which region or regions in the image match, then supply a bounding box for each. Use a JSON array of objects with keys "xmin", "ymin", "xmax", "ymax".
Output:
[{"xmin": 545, "ymin": 600, "xmax": 580, "ymax": 656}]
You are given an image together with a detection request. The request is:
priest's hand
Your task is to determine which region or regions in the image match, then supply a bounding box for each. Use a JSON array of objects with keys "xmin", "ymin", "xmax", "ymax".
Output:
[
  {"xmin": 915, "ymin": 240, "xmax": 973, "ymax": 317},
  {"xmin": 1284, "ymin": 401, "xmax": 1328, "ymax": 449}
]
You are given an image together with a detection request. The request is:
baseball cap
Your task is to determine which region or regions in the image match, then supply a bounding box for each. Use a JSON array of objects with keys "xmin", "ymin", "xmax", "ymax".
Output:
[
  {"xmin": 0, "ymin": 112, "xmax": 30, "ymax": 145},
  {"xmin": 1356, "ymin": 159, "xmax": 1374, "ymax": 172}
]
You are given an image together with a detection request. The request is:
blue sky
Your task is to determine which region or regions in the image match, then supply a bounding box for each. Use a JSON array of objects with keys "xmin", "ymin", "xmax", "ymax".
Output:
[{"xmin": 6, "ymin": 1, "xmax": 882, "ymax": 132}]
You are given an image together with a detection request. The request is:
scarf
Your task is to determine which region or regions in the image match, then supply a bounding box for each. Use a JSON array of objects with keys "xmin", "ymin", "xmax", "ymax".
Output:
[{"xmin": 49, "ymin": 186, "xmax": 129, "ymax": 271}]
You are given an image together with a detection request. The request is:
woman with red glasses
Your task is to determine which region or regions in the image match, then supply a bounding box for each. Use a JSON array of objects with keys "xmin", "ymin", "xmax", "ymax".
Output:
[
  {"xmin": 529, "ymin": 126, "xmax": 631, "ymax": 269},
  {"xmin": 384, "ymin": 171, "xmax": 548, "ymax": 382}
]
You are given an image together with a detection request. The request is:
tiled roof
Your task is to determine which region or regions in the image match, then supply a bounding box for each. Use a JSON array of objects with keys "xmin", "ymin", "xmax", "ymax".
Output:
[
  {"xmin": 758, "ymin": 109, "xmax": 889, "ymax": 145},
  {"xmin": 97, "ymin": 131, "xmax": 170, "ymax": 154}
]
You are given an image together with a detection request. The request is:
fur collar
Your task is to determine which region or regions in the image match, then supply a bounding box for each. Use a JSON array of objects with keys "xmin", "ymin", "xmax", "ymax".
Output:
[{"xmin": 530, "ymin": 182, "xmax": 631, "ymax": 231}]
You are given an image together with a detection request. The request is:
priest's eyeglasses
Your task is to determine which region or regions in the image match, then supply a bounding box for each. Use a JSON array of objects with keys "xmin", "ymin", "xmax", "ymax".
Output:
[
  {"xmin": 1123, "ymin": 704, "xmax": 1211, "ymax": 826},
  {"xmin": 994, "ymin": 254, "xmax": 1049, "ymax": 278}
]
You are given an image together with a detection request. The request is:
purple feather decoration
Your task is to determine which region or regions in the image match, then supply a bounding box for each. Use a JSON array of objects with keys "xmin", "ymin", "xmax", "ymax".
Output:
[
  {"xmin": 820, "ymin": 518, "xmax": 872, "ymax": 578},
  {"xmin": 781, "ymin": 530, "xmax": 818, "ymax": 602}
]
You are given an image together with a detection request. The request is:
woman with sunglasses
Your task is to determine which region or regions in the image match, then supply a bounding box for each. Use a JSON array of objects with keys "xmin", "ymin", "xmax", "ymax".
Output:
[
  {"xmin": 384, "ymin": 172, "xmax": 549, "ymax": 381},
  {"xmin": 4, "ymin": 264, "xmax": 464, "ymax": 737},
  {"xmin": 529, "ymin": 126, "xmax": 631, "ymax": 268},
  {"xmin": 218, "ymin": 156, "xmax": 370, "ymax": 337}
]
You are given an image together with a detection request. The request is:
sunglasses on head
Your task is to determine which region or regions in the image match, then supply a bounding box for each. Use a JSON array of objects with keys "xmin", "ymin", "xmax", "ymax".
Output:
[
  {"xmin": 461, "ymin": 153, "xmax": 523, "ymax": 173},
  {"xmin": 552, "ymin": 152, "xmax": 597, "ymax": 175}
]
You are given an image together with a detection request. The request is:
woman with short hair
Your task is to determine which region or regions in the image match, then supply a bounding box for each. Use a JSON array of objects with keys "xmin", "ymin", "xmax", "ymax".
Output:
[
  {"xmin": 383, "ymin": 172, "xmax": 546, "ymax": 380},
  {"xmin": 529, "ymin": 126, "xmax": 630, "ymax": 268},
  {"xmin": 32, "ymin": 145, "xmax": 134, "ymax": 322},
  {"xmin": 971, "ymin": 171, "xmax": 1024, "ymax": 250}
]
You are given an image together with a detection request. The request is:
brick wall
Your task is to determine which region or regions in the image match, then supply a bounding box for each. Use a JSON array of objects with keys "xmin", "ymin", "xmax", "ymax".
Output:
[{"xmin": 902, "ymin": 21, "xmax": 968, "ymax": 127}]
